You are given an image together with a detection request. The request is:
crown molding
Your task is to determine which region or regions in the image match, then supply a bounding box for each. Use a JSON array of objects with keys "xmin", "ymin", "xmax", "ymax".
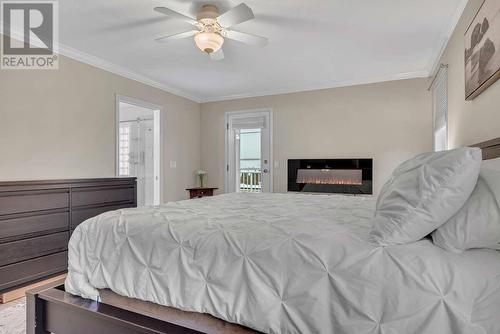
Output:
[
  {"xmin": 0, "ymin": 25, "xmax": 201, "ymax": 103},
  {"xmin": 199, "ymin": 70, "xmax": 430, "ymax": 103},
  {"xmin": 57, "ymin": 43, "xmax": 201, "ymax": 102},
  {"xmin": 427, "ymin": 0, "xmax": 468, "ymax": 76}
]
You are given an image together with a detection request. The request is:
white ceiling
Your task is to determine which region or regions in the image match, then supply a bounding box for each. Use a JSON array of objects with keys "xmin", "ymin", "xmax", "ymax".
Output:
[{"xmin": 59, "ymin": 0, "xmax": 468, "ymax": 102}]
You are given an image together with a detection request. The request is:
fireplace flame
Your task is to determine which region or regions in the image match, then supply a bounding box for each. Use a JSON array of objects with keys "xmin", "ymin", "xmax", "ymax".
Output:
[{"xmin": 296, "ymin": 169, "xmax": 362, "ymax": 185}]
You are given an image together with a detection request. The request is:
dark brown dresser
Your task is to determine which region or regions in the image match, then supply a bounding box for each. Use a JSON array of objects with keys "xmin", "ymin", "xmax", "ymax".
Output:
[{"xmin": 0, "ymin": 178, "xmax": 136, "ymax": 293}]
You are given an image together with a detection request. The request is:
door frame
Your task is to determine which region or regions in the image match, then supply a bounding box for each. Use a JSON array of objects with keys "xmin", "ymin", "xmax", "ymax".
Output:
[
  {"xmin": 224, "ymin": 108, "xmax": 274, "ymax": 193},
  {"xmin": 115, "ymin": 94, "xmax": 163, "ymax": 205}
]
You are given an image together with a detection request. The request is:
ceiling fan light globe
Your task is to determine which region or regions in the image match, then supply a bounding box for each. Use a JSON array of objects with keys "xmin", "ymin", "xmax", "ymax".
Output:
[{"xmin": 194, "ymin": 32, "xmax": 224, "ymax": 54}]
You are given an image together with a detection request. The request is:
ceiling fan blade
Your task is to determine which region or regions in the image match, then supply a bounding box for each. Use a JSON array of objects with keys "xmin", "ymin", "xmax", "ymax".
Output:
[
  {"xmin": 210, "ymin": 49, "xmax": 224, "ymax": 61},
  {"xmin": 225, "ymin": 30, "xmax": 268, "ymax": 47},
  {"xmin": 217, "ymin": 3, "xmax": 254, "ymax": 28},
  {"xmin": 155, "ymin": 30, "xmax": 197, "ymax": 43},
  {"xmin": 154, "ymin": 7, "xmax": 198, "ymax": 25}
]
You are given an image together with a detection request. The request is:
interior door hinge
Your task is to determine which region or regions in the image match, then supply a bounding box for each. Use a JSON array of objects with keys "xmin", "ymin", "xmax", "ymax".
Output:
[
  {"xmin": 226, "ymin": 123, "xmax": 229, "ymax": 130},
  {"xmin": 227, "ymin": 164, "xmax": 229, "ymax": 172}
]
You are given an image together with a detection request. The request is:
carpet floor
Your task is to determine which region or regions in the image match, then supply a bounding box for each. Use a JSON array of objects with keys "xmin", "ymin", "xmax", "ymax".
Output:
[{"xmin": 0, "ymin": 298, "xmax": 25, "ymax": 334}]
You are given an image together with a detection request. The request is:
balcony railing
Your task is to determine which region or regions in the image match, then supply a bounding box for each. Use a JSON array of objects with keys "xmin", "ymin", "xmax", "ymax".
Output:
[{"xmin": 239, "ymin": 168, "xmax": 261, "ymax": 192}]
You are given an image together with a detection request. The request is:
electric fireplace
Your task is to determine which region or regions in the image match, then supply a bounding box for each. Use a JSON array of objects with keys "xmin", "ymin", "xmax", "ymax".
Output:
[{"xmin": 288, "ymin": 159, "xmax": 373, "ymax": 194}]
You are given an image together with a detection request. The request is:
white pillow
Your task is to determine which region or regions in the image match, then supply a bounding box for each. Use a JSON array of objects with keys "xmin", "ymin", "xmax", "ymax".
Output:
[
  {"xmin": 432, "ymin": 157, "xmax": 500, "ymax": 252},
  {"xmin": 370, "ymin": 147, "xmax": 482, "ymax": 246}
]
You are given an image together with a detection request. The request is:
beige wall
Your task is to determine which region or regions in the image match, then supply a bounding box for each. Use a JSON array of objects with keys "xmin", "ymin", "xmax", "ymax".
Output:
[
  {"xmin": 439, "ymin": 0, "xmax": 500, "ymax": 148},
  {"xmin": 200, "ymin": 78, "xmax": 432, "ymax": 195},
  {"xmin": 0, "ymin": 53, "xmax": 200, "ymax": 202}
]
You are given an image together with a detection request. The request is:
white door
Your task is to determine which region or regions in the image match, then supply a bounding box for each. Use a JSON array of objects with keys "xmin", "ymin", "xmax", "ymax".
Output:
[{"xmin": 225, "ymin": 110, "xmax": 272, "ymax": 193}]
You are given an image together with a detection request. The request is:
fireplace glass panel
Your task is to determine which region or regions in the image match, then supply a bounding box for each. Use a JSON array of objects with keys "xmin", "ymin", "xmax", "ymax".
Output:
[{"xmin": 288, "ymin": 159, "xmax": 373, "ymax": 194}]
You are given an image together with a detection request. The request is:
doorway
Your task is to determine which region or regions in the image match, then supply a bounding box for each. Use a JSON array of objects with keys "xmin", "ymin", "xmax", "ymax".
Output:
[
  {"xmin": 116, "ymin": 96, "xmax": 161, "ymax": 206},
  {"xmin": 225, "ymin": 109, "xmax": 273, "ymax": 193}
]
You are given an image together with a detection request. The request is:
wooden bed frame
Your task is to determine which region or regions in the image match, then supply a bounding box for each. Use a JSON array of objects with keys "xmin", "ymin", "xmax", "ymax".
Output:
[
  {"xmin": 26, "ymin": 138, "xmax": 500, "ymax": 334},
  {"xmin": 474, "ymin": 137, "xmax": 500, "ymax": 160}
]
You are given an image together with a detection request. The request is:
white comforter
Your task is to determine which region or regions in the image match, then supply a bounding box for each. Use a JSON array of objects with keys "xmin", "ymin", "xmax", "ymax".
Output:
[{"xmin": 65, "ymin": 193, "xmax": 500, "ymax": 334}]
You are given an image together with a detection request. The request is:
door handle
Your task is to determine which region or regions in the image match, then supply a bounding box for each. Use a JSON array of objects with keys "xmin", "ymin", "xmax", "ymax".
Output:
[{"xmin": 263, "ymin": 169, "xmax": 269, "ymax": 173}]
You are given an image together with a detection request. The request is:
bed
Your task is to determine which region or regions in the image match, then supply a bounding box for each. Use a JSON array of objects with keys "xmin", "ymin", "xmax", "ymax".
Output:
[{"xmin": 27, "ymin": 138, "xmax": 500, "ymax": 334}]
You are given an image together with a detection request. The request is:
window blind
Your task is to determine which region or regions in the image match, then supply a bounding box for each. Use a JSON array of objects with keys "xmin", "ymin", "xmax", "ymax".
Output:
[{"xmin": 231, "ymin": 115, "xmax": 266, "ymax": 129}]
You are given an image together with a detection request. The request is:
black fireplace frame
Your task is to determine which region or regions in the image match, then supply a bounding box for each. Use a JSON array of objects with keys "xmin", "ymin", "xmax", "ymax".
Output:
[{"xmin": 288, "ymin": 159, "xmax": 373, "ymax": 195}]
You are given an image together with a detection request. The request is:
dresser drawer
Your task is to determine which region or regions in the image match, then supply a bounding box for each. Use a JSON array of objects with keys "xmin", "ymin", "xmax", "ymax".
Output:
[
  {"xmin": 71, "ymin": 203, "xmax": 134, "ymax": 229},
  {"xmin": 0, "ymin": 251, "xmax": 67, "ymax": 291},
  {"xmin": 0, "ymin": 232, "xmax": 69, "ymax": 267},
  {"xmin": 0, "ymin": 190, "xmax": 69, "ymax": 215},
  {"xmin": 0, "ymin": 212, "xmax": 69, "ymax": 243},
  {"xmin": 72, "ymin": 187, "xmax": 135, "ymax": 207}
]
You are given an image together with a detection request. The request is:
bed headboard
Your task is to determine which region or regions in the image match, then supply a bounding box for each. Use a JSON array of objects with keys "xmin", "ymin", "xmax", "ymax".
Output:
[{"xmin": 473, "ymin": 137, "xmax": 500, "ymax": 160}]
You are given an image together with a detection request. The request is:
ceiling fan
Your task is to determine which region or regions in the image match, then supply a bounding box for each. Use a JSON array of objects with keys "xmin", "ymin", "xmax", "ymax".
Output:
[{"xmin": 153, "ymin": 3, "xmax": 268, "ymax": 60}]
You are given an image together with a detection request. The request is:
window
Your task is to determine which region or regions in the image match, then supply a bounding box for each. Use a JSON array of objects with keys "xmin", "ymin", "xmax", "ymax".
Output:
[
  {"xmin": 431, "ymin": 66, "xmax": 448, "ymax": 152},
  {"xmin": 239, "ymin": 128, "xmax": 262, "ymax": 192},
  {"xmin": 239, "ymin": 128, "xmax": 261, "ymax": 170}
]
